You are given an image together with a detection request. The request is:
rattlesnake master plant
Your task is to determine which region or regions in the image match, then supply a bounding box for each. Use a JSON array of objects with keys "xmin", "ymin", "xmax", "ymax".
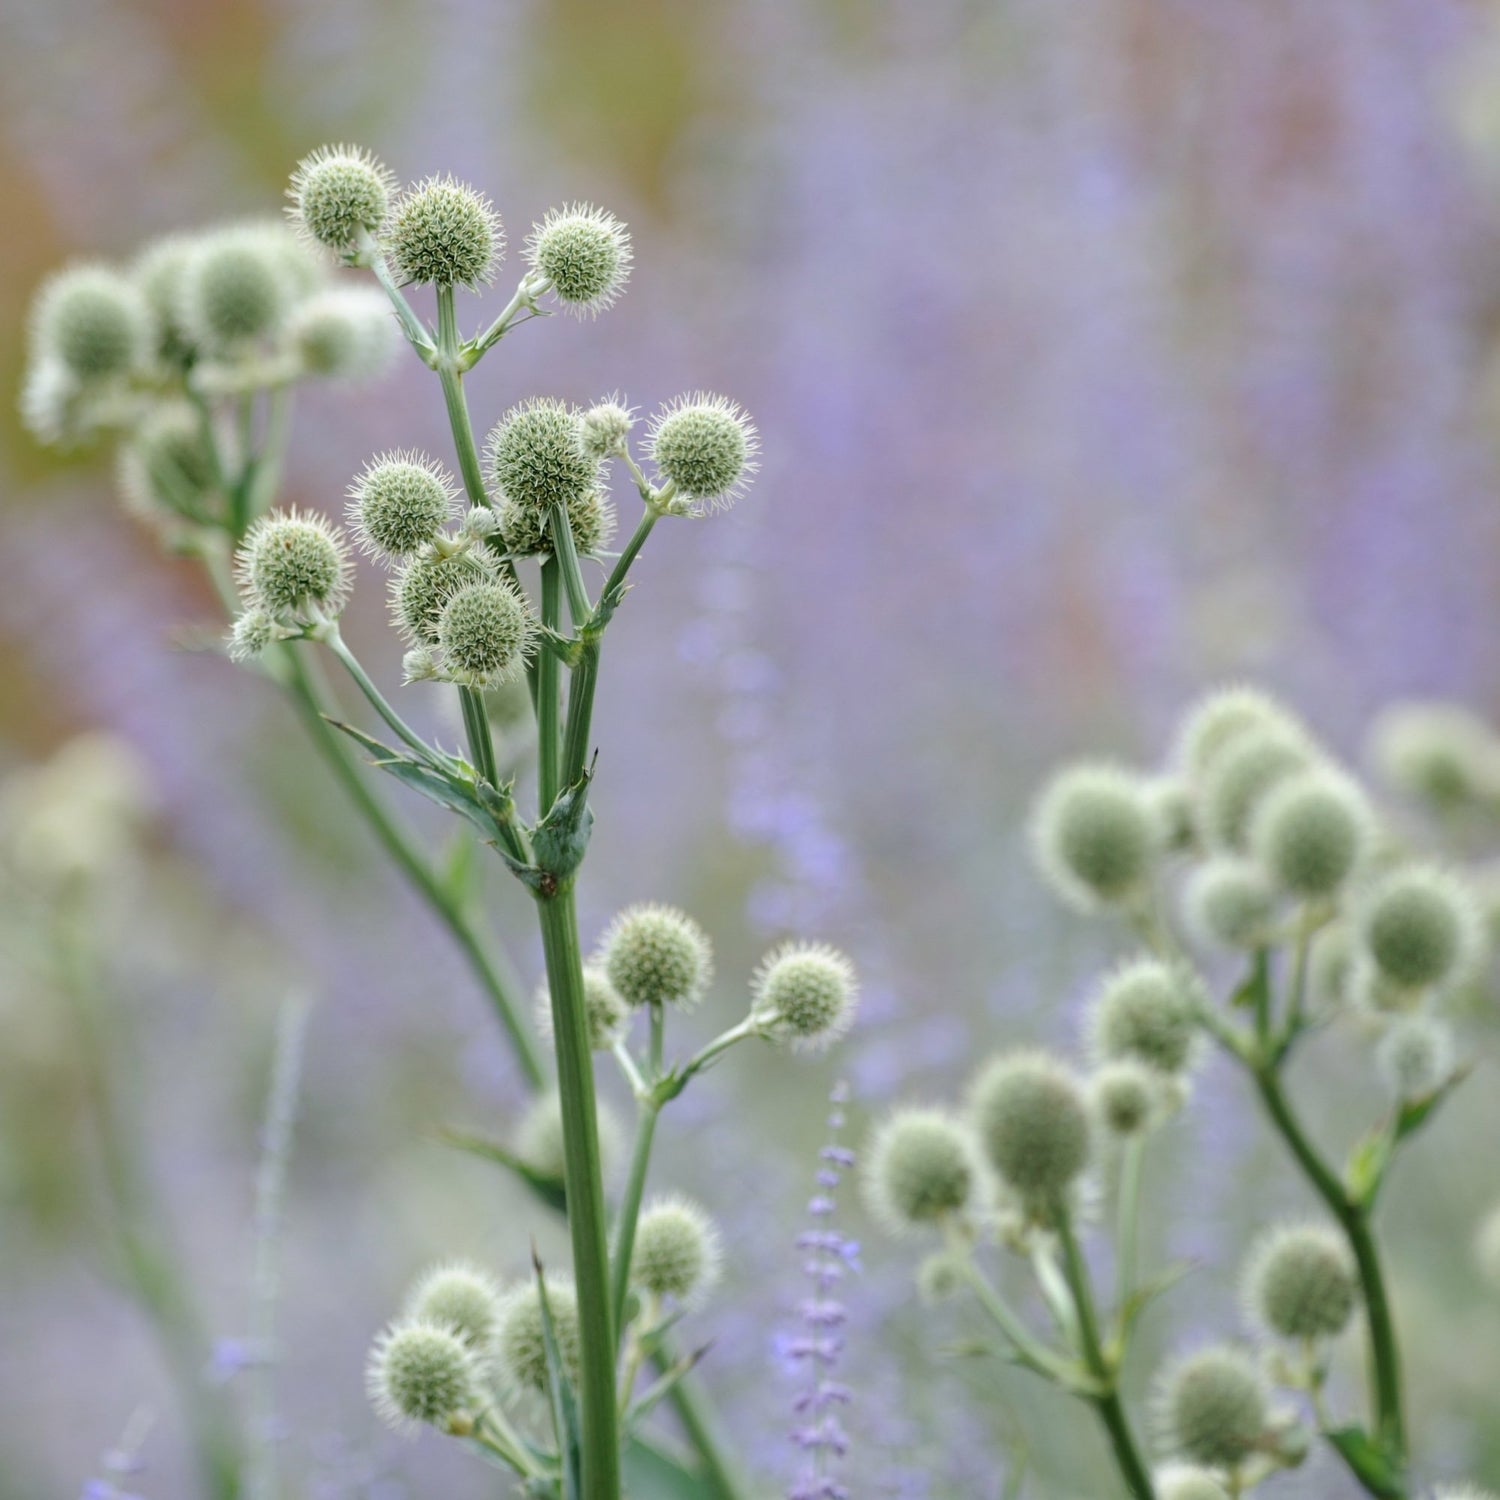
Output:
[
  {"xmin": 864, "ymin": 687, "xmax": 1499, "ymax": 1500},
  {"xmin": 22, "ymin": 144, "xmax": 856, "ymax": 1500}
]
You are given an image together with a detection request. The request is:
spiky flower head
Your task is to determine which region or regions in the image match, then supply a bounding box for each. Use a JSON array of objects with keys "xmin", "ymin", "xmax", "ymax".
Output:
[
  {"xmin": 118, "ymin": 401, "xmax": 217, "ymax": 517},
  {"xmin": 579, "ymin": 397, "xmax": 636, "ymax": 460},
  {"xmin": 30, "ymin": 265, "xmax": 149, "ymax": 382},
  {"xmin": 1144, "ymin": 775, "xmax": 1196, "ymax": 854},
  {"xmin": 1241, "ymin": 1223, "xmax": 1357, "ymax": 1342},
  {"xmin": 750, "ymin": 941, "xmax": 858, "ymax": 1052},
  {"xmin": 134, "ymin": 234, "xmax": 200, "ymax": 360},
  {"xmin": 525, "ymin": 203, "xmax": 632, "ymax": 316},
  {"xmin": 287, "ymin": 144, "xmax": 397, "ymax": 253},
  {"xmin": 1175, "ymin": 686, "xmax": 1306, "ymax": 780},
  {"xmin": 227, "ymin": 609, "xmax": 285, "ymax": 663},
  {"xmin": 348, "ymin": 451, "xmax": 458, "ymax": 561},
  {"xmin": 598, "ymin": 902, "xmax": 713, "ymax": 1010},
  {"xmin": 1155, "ymin": 1466, "xmax": 1231, "ymax": 1500},
  {"xmin": 487, "ymin": 397, "xmax": 598, "ymax": 518},
  {"xmin": 1250, "ymin": 768, "xmax": 1373, "ymax": 900},
  {"xmin": 1085, "ymin": 957, "xmax": 1203, "ymax": 1077},
  {"xmin": 1091, "ymin": 1059, "xmax": 1165, "ymax": 1138},
  {"xmin": 180, "ymin": 226, "xmax": 294, "ymax": 349},
  {"xmin": 1152, "ymin": 1345, "xmax": 1270, "ymax": 1470},
  {"xmin": 1358, "ymin": 864, "xmax": 1484, "ymax": 993},
  {"xmin": 234, "ymin": 508, "xmax": 352, "ymax": 621},
  {"xmin": 1376, "ymin": 1013, "xmax": 1454, "ymax": 1102},
  {"xmin": 1182, "ymin": 857, "xmax": 1276, "ymax": 951},
  {"xmin": 402, "ymin": 1261, "xmax": 504, "ymax": 1350},
  {"xmin": 862, "ymin": 1108, "xmax": 985, "ymax": 1236},
  {"xmin": 915, "ymin": 1250, "xmax": 968, "ymax": 1304},
  {"xmin": 435, "ymin": 578, "xmax": 536, "ymax": 688},
  {"xmin": 495, "ymin": 1278, "xmax": 580, "ymax": 1394},
  {"xmin": 1200, "ymin": 727, "xmax": 1315, "ymax": 852},
  {"xmin": 969, "ymin": 1051, "xmax": 1092, "ymax": 1210},
  {"xmin": 289, "ymin": 286, "xmax": 396, "ymax": 379},
  {"xmin": 390, "ymin": 546, "xmax": 496, "ymax": 644},
  {"xmin": 646, "ymin": 393, "xmax": 759, "ymax": 510},
  {"xmin": 632, "ymin": 1195, "xmax": 723, "ymax": 1304},
  {"xmin": 1031, "ymin": 762, "xmax": 1155, "ymax": 912},
  {"xmin": 498, "ymin": 487, "xmax": 616, "ymax": 558},
  {"xmin": 389, "ymin": 175, "xmax": 500, "ymax": 288},
  {"xmin": 534, "ymin": 963, "xmax": 628, "ymax": 1051},
  {"xmin": 1369, "ymin": 701, "xmax": 1500, "ymax": 811},
  {"xmin": 365, "ymin": 1319, "xmax": 480, "ymax": 1432},
  {"xmin": 516, "ymin": 1091, "xmax": 623, "ymax": 1182}
]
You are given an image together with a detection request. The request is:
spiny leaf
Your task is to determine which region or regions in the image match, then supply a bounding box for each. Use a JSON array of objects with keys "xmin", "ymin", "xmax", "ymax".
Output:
[{"xmin": 435, "ymin": 1127, "xmax": 566, "ymax": 1215}]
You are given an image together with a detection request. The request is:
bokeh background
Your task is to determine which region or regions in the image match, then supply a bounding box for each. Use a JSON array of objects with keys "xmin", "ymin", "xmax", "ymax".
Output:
[{"xmin": 4, "ymin": 0, "xmax": 1500, "ymax": 1496}]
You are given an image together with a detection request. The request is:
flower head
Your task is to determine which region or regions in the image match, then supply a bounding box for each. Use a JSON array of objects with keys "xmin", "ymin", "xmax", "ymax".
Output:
[
  {"xmin": 402, "ymin": 1261, "xmax": 504, "ymax": 1350},
  {"xmin": 525, "ymin": 203, "xmax": 632, "ymax": 316},
  {"xmin": 751, "ymin": 941, "xmax": 859, "ymax": 1052},
  {"xmin": 646, "ymin": 393, "xmax": 759, "ymax": 511},
  {"xmin": 365, "ymin": 1319, "xmax": 480, "ymax": 1432},
  {"xmin": 1084, "ymin": 956, "xmax": 1203, "ymax": 1077},
  {"xmin": 969, "ymin": 1050, "xmax": 1092, "ymax": 1211},
  {"xmin": 598, "ymin": 902, "xmax": 713, "ymax": 1010},
  {"xmin": 29, "ymin": 265, "xmax": 149, "ymax": 382},
  {"xmin": 495, "ymin": 1277, "xmax": 580, "ymax": 1394},
  {"xmin": 287, "ymin": 144, "xmax": 397, "ymax": 253},
  {"xmin": 389, "ymin": 175, "xmax": 501, "ymax": 287},
  {"xmin": 1152, "ymin": 1345, "xmax": 1270, "ymax": 1470},
  {"xmin": 1241, "ymin": 1223, "xmax": 1357, "ymax": 1342},
  {"xmin": 234, "ymin": 507, "xmax": 353, "ymax": 621},
  {"xmin": 1031, "ymin": 762, "xmax": 1155, "ymax": 912},
  {"xmin": 862, "ymin": 1107, "xmax": 984, "ymax": 1236},
  {"xmin": 1359, "ymin": 864, "xmax": 1484, "ymax": 993},
  {"xmin": 487, "ymin": 397, "xmax": 598, "ymax": 517},
  {"xmin": 348, "ymin": 451, "xmax": 458, "ymax": 561},
  {"xmin": 632, "ymin": 1195, "xmax": 723, "ymax": 1305}
]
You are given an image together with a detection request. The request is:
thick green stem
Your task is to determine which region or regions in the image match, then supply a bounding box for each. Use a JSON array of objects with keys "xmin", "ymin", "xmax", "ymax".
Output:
[
  {"xmin": 535, "ymin": 888, "xmax": 621, "ymax": 1500},
  {"xmin": 611, "ymin": 1101, "xmax": 661, "ymax": 1340},
  {"xmin": 538, "ymin": 559, "xmax": 562, "ymax": 811},
  {"xmin": 434, "ymin": 284, "xmax": 488, "ymax": 509}
]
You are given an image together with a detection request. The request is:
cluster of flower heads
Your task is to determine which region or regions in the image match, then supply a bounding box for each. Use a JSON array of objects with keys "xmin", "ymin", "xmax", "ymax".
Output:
[{"xmin": 861, "ymin": 685, "xmax": 1497, "ymax": 1496}]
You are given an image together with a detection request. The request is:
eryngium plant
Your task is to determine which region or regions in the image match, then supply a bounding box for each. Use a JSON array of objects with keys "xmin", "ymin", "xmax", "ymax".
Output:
[
  {"xmin": 23, "ymin": 145, "xmax": 851, "ymax": 1500},
  {"xmin": 865, "ymin": 686, "xmax": 1496, "ymax": 1500}
]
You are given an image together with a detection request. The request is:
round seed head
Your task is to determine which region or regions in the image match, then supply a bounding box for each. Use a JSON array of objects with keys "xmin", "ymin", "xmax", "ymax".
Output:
[
  {"xmin": 181, "ymin": 226, "xmax": 293, "ymax": 348},
  {"xmin": 118, "ymin": 402, "xmax": 217, "ymax": 517},
  {"xmin": 487, "ymin": 397, "xmax": 598, "ymax": 517},
  {"xmin": 579, "ymin": 397, "xmax": 635, "ymax": 460},
  {"xmin": 969, "ymin": 1050, "xmax": 1092, "ymax": 1208},
  {"xmin": 1091, "ymin": 1059, "xmax": 1164, "ymax": 1138},
  {"xmin": 1250, "ymin": 769, "xmax": 1373, "ymax": 899},
  {"xmin": 365, "ymin": 1319, "xmax": 480, "ymax": 1432},
  {"xmin": 525, "ymin": 203, "xmax": 632, "ymax": 316},
  {"xmin": 287, "ymin": 144, "xmax": 396, "ymax": 252},
  {"xmin": 1369, "ymin": 702, "xmax": 1500, "ymax": 810},
  {"xmin": 435, "ymin": 579, "xmax": 536, "ymax": 689},
  {"xmin": 1152, "ymin": 1345, "xmax": 1270, "ymax": 1470},
  {"xmin": 234, "ymin": 507, "xmax": 352, "ymax": 620},
  {"xmin": 516, "ymin": 1091, "xmax": 624, "ymax": 1182},
  {"xmin": 1144, "ymin": 775, "xmax": 1197, "ymax": 854},
  {"xmin": 598, "ymin": 902, "xmax": 713, "ymax": 1010},
  {"xmin": 389, "ymin": 175, "xmax": 501, "ymax": 288},
  {"xmin": 1376, "ymin": 1013, "xmax": 1454, "ymax": 1102},
  {"xmin": 915, "ymin": 1250, "xmax": 969, "ymax": 1304},
  {"xmin": 646, "ymin": 393, "xmax": 759, "ymax": 510},
  {"xmin": 495, "ymin": 1278, "xmax": 580, "ymax": 1394},
  {"xmin": 1085, "ymin": 957, "xmax": 1203, "ymax": 1076},
  {"xmin": 1031, "ymin": 762, "xmax": 1155, "ymax": 912},
  {"xmin": 534, "ymin": 963, "xmax": 628, "ymax": 1051},
  {"xmin": 290, "ymin": 286, "xmax": 397, "ymax": 379},
  {"xmin": 1175, "ymin": 687, "xmax": 1307, "ymax": 780},
  {"xmin": 30, "ymin": 265, "xmax": 149, "ymax": 381},
  {"xmin": 134, "ymin": 234, "xmax": 200, "ymax": 360},
  {"xmin": 632, "ymin": 1195, "xmax": 723, "ymax": 1304},
  {"xmin": 1241, "ymin": 1223, "xmax": 1358, "ymax": 1341},
  {"xmin": 1155, "ymin": 1465, "xmax": 1231, "ymax": 1500},
  {"xmin": 1200, "ymin": 728, "xmax": 1316, "ymax": 852},
  {"xmin": 862, "ymin": 1108, "xmax": 985, "ymax": 1236},
  {"xmin": 348, "ymin": 451, "xmax": 458, "ymax": 561},
  {"xmin": 1182, "ymin": 857, "xmax": 1276, "ymax": 951},
  {"xmin": 390, "ymin": 546, "xmax": 496, "ymax": 644},
  {"xmin": 402, "ymin": 1261, "xmax": 504, "ymax": 1350},
  {"xmin": 1359, "ymin": 864, "xmax": 1484, "ymax": 993},
  {"xmin": 751, "ymin": 941, "xmax": 859, "ymax": 1052},
  {"xmin": 227, "ymin": 609, "xmax": 283, "ymax": 663},
  {"xmin": 498, "ymin": 486, "xmax": 616, "ymax": 558}
]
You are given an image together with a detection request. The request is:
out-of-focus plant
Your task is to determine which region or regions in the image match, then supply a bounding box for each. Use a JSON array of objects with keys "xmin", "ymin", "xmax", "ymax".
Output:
[
  {"xmin": 864, "ymin": 687, "xmax": 1498, "ymax": 1500},
  {"xmin": 22, "ymin": 145, "xmax": 859, "ymax": 1500}
]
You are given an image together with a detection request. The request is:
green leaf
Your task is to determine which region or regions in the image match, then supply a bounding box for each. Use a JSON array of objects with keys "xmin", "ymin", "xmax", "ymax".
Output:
[
  {"xmin": 1231, "ymin": 950, "xmax": 1270, "ymax": 1010},
  {"xmin": 1344, "ymin": 1124, "xmax": 1396, "ymax": 1208},
  {"xmin": 435, "ymin": 1127, "xmax": 567, "ymax": 1215},
  {"xmin": 439, "ymin": 831, "xmax": 481, "ymax": 911},
  {"xmin": 532, "ymin": 770, "xmax": 594, "ymax": 882},
  {"xmin": 1394, "ymin": 1062, "xmax": 1471, "ymax": 1143},
  {"xmin": 621, "ymin": 1437, "xmax": 720, "ymax": 1500},
  {"xmin": 1116, "ymin": 1259, "xmax": 1195, "ymax": 1343},
  {"xmin": 1324, "ymin": 1425, "xmax": 1404, "ymax": 1498},
  {"xmin": 534, "ymin": 1253, "xmax": 583, "ymax": 1500}
]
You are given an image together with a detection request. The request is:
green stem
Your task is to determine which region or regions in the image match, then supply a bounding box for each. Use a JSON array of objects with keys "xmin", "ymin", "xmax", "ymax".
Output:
[
  {"xmin": 550, "ymin": 502, "xmax": 592, "ymax": 625},
  {"xmin": 610, "ymin": 1101, "xmax": 661, "ymax": 1340},
  {"xmin": 953, "ymin": 1253, "xmax": 1077, "ymax": 1385},
  {"xmin": 535, "ymin": 887, "xmax": 621, "ymax": 1500},
  {"xmin": 458, "ymin": 685, "xmax": 499, "ymax": 785},
  {"xmin": 655, "ymin": 1342, "xmax": 754, "ymax": 1500},
  {"xmin": 1115, "ymin": 1138, "xmax": 1145, "ymax": 1322},
  {"xmin": 538, "ymin": 558, "xmax": 562, "ymax": 812},
  {"xmin": 360, "ymin": 232, "xmax": 436, "ymax": 360},
  {"xmin": 434, "ymin": 283, "xmax": 488, "ymax": 509},
  {"xmin": 600, "ymin": 506, "xmax": 660, "ymax": 605},
  {"xmin": 321, "ymin": 628, "xmax": 436, "ymax": 762}
]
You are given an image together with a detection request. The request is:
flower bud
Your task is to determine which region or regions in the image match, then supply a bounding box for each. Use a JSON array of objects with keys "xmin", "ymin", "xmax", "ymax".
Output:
[
  {"xmin": 365, "ymin": 1319, "xmax": 480, "ymax": 1431},
  {"xmin": 646, "ymin": 393, "xmax": 759, "ymax": 510},
  {"xmin": 348, "ymin": 451, "xmax": 458, "ymax": 561},
  {"xmin": 30, "ymin": 265, "xmax": 149, "ymax": 382},
  {"xmin": 181, "ymin": 226, "xmax": 293, "ymax": 349},
  {"xmin": 969, "ymin": 1051, "xmax": 1091, "ymax": 1209},
  {"xmin": 390, "ymin": 175, "xmax": 501, "ymax": 287},
  {"xmin": 1182, "ymin": 857, "xmax": 1276, "ymax": 951},
  {"xmin": 289, "ymin": 286, "xmax": 396, "ymax": 379},
  {"xmin": 751, "ymin": 941, "xmax": 858, "ymax": 1052},
  {"xmin": 227, "ymin": 609, "xmax": 284, "ymax": 663},
  {"xmin": 134, "ymin": 234, "xmax": 199, "ymax": 361},
  {"xmin": 1359, "ymin": 864, "xmax": 1484, "ymax": 993},
  {"xmin": 1174, "ymin": 686, "xmax": 1306, "ymax": 779},
  {"xmin": 915, "ymin": 1250, "xmax": 968, "ymax": 1304},
  {"xmin": 534, "ymin": 964, "xmax": 628, "ymax": 1051},
  {"xmin": 525, "ymin": 204, "xmax": 632, "ymax": 316},
  {"xmin": 1369, "ymin": 701, "xmax": 1500, "ymax": 810},
  {"xmin": 1085, "ymin": 957, "xmax": 1203, "ymax": 1076},
  {"xmin": 1090, "ymin": 1059, "xmax": 1164, "ymax": 1138},
  {"xmin": 598, "ymin": 902, "xmax": 713, "ymax": 1010},
  {"xmin": 487, "ymin": 397, "xmax": 598, "ymax": 518},
  {"xmin": 632, "ymin": 1195, "xmax": 723, "ymax": 1305},
  {"xmin": 435, "ymin": 579, "xmax": 536, "ymax": 689},
  {"xmin": 390, "ymin": 547, "xmax": 496, "ymax": 644},
  {"xmin": 1155, "ymin": 1465, "xmax": 1230, "ymax": 1500},
  {"xmin": 1200, "ymin": 728, "xmax": 1315, "ymax": 852},
  {"xmin": 1376, "ymin": 1013, "xmax": 1453, "ymax": 1102},
  {"xmin": 1152, "ymin": 1345, "xmax": 1270, "ymax": 1470},
  {"xmin": 1250, "ymin": 769, "xmax": 1373, "ymax": 899},
  {"xmin": 287, "ymin": 144, "xmax": 396, "ymax": 253},
  {"xmin": 862, "ymin": 1108, "xmax": 985, "ymax": 1236},
  {"xmin": 1030, "ymin": 762, "xmax": 1155, "ymax": 912},
  {"xmin": 1241, "ymin": 1223, "xmax": 1357, "ymax": 1341},
  {"xmin": 579, "ymin": 398, "xmax": 635, "ymax": 460},
  {"xmin": 460, "ymin": 505, "xmax": 499, "ymax": 541},
  {"xmin": 402, "ymin": 1261, "xmax": 504, "ymax": 1350},
  {"xmin": 234, "ymin": 507, "xmax": 353, "ymax": 621},
  {"xmin": 1144, "ymin": 775, "xmax": 1196, "ymax": 854},
  {"xmin": 495, "ymin": 1278, "xmax": 580, "ymax": 1394}
]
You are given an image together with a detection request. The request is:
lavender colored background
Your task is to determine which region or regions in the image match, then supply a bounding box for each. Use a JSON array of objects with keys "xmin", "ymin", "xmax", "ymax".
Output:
[{"xmin": 2, "ymin": 1, "xmax": 1499, "ymax": 1496}]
